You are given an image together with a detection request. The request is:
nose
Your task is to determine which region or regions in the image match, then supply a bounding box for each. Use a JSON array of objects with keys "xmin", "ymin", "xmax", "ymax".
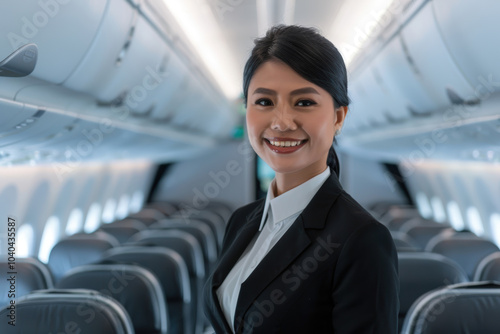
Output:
[{"xmin": 271, "ymin": 106, "xmax": 297, "ymax": 131}]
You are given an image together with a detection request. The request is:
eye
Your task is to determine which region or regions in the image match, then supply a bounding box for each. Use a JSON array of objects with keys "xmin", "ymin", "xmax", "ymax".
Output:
[
  {"xmin": 255, "ymin": 98, "xmax": 273, "ymax": 106},
  {"xmin": 296, "ymin": 99, "xmax": 316, "ymax": 107}
]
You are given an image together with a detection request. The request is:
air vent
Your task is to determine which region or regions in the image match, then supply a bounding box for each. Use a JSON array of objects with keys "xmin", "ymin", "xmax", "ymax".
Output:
[
  {"xmin": 446, "ymin": 87, "xmax": 480, "ymax": 106},
  {"xmin": 407, "ymin": 105, "xmax": 432, "ymax": 117},
  {"xmin": 0, "ymin": 108, "xmax": 46, "ymax": 139}
]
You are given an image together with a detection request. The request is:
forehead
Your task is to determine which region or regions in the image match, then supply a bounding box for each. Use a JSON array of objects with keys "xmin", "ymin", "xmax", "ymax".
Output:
[{"xmin": 249, "ymin": 60, "xmax": 326, "ymax": 94}]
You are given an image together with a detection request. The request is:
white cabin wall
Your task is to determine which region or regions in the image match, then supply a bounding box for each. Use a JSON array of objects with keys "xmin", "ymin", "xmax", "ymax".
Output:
[
  {"xmin": 339, "ymin": 151, "xmax": 407, "ymax": 209},
  {"xmin": 155, "ymin": 140, "xmax": 255, "ymax": 213},
  {"xmin": 404, "ymin": 160, "xmax": 500, "ymax": 247},
  {"xmin": 0, "ymin": 161, "xmax": 155, "ymax": 261}
]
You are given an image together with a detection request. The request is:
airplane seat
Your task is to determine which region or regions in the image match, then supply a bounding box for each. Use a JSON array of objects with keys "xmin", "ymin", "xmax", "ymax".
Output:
[
  {"xmin": 378, "ymin": 207, "xmax": 423, "ymax": 231},
  {"xmin": 390, "ymin": 231, "xmax": 419, "ymax": 252},
  {"xmin": 0, "ymin": 257, "xmax": 54, "ymax": 307},
  {"xmin": 56, "ymin": 264, "xmax": 167, "ymax": 334},
  {"xmin": 48, "ymin": 232, "xmax": 119, "ymax": 283},
  {"xmin": 0, "ymin": 289, "xmax": 134, "ymax": 334},
  {"xmin": 101, "ymin": 246, "xmax": 192, "ymax": 334},
  {"xmin": 369, "ymin": 202, "xmax": 415, "ymax": 218},
  {"xmin": 170, "ymin": 210, "xmax": 226, "ymax": 251},
  {"xmin": 401, "ymin": 281, "xmax": 500, "ymax": 334},
  {"xmin": 98, "ymin": 219, "xmax": 147, "ymax": 244},
  {"xmin": 146, "ymin": 201, "xmax": 179, "ymax": 216},
  {"xmin": 474, "ymin": 252, "xmax": 500, "ymax": 281},
  {"xmin": 150, "ymin": 218, "xmax": 218, "ymax": 272},
  {"xmin": 202, "ymin": 201, "xmax": 234, "ymax": 222},
  {"xmin": 400, "ymin": 220, "xmax": 454, "ymax": 250},
  {"xmin": 128, "ymin": 229, "xmax": 205, "ymax": 334},
  {"xmin": 398, "ymin": 252, "xmax": 469, "ymax": 333},
  {"xmin": 425, "ymin": 235, "xmax": 500, "ymax": 279},
  {"xmin": 128, "ymin": 208, "xmax": 166, "ymax": 225}
]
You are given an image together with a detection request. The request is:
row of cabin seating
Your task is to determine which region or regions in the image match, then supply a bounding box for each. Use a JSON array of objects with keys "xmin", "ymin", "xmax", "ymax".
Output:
[
  {"xmin": 0, "ymin": 201, "xmax": 231, "ymax": 334},
  {"xmin": 371, "ymin": 203, "xmax": 500, "ymax": 333}
]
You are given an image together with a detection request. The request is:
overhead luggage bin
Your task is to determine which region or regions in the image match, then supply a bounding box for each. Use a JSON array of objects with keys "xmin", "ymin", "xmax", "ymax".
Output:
[
  {"xmin": 372, "ymin": 37, "xmax": 438, "ymax": 117},
  {"xmin": 350, "ymin": 68, "xmax": 390, "ymax": 127},
  {"xmin": 400, "ymin": 2, "xmax": 476, "ymax": 109},
  {"xmin": 63, "ymin": 0, "xmax": 140, "ymax": 103},
  {"xmin": 149, "ymin": 51, "xmax": 188, "ymax": 120},
  {"xmin": 0, "ymin": 0, "xmax": 107, "ymax": 84},
  {"xmin": 433, "ymin": 0, "xmax": 500, "ymax": 98}
]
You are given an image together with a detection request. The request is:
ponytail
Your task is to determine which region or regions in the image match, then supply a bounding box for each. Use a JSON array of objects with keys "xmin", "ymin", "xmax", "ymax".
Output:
[{"xmin": 327, "ymin": 141, "xmax": 340, "ymax": 177}]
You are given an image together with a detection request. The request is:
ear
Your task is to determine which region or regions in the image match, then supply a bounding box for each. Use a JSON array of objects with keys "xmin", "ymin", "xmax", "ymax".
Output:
[{"xmin": 334, "ymin": 105, "xmax": 348, "ymax": 132}]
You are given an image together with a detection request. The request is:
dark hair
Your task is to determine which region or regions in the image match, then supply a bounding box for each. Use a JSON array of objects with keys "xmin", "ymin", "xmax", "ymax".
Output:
[{"xmin": 243, "ymin": 25, "xmax": 349, "ymax": 177}]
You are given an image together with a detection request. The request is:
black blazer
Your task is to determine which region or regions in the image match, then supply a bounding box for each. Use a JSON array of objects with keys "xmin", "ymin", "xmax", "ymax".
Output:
[{"xmin": 204, "ymin": 173, "xmax": 399, "ymax": 334}]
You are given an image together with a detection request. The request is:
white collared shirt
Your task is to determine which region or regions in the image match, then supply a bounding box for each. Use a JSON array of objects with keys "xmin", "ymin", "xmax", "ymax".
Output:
[{"xmin": 216, "ymin": 167, "xmax": 331, "ymax": 332}]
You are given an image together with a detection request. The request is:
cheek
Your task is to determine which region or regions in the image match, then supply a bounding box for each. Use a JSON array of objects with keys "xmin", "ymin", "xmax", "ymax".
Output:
[
  {"xmin": 306, "ymin": 115, "xmax": 335, "ymax": 146},
  {"xmin": 246, "ymin": 109, "xmax": 263, "ymax": 145}
]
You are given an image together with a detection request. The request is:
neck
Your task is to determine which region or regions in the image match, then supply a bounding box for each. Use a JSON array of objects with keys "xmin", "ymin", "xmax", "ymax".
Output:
[{"xmin": 273, "ymin": 162, "xmax": 328, "ymax": 196}]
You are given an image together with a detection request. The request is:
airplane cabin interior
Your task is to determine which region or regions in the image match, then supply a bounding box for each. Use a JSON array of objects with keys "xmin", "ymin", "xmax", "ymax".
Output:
[{"xmin": 1, "ymin": 0, "xmax": 500, "ymax": 333}]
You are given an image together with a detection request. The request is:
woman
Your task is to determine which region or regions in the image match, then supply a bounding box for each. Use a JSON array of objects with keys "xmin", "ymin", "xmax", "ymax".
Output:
[{"xmin": 204, "ymin": 25, "xmax": 399, "ymax": 334}]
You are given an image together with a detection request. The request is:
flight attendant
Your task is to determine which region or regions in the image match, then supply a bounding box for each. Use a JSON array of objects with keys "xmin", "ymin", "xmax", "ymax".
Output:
[{"xmin": 204, "ymin": 25, "xmax": 399, "ymax": 334}]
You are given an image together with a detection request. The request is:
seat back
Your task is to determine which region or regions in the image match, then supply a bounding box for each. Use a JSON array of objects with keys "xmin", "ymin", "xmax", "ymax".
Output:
[
  {"xmin": 102, "ymin": 246, "xmax": 192, "ymax": 334},
  {"xmin": 99, "ymin": 219, "xmax": 146, "ymax": 244},
  {"xmin": 426, "ymin": 236, "xmax": 500, "ymax": 279},
  {"xmin": 128, "ymin": 208, "xmax": 165, "ymax": 224},
  {"xmin": 398, "ymin": 252, "xmax": 469, "ymax": 330},
  {"xmin": 129, "ymin": 229, "xmax": 205, "ymax": 334},
  {"xmin": 150, "ymin": 218, "xmax": 218, "ymax": 272},
  {"xmin": 146, "ymin": 201, "xmax": 178, "ymax": 216},
  {"xmin": 0, "ymin": 257, "xmax": 54, "ymax": 307},
  {"xmin": 48, "ymin": 232, "xmax": 118, "ymax": 282},
  {"xmin": 474, "ymin": 251, "xmax": 500, "ymax": 281},
  {"xmin": 57, "ymin": 264, "xmax": 167, "ymax": 334},
  {"xmin": 400, "ymin": 220, "xmax": 453, "ymax": 250},
  {"xmin": 171, "ymin": 210, "xmax": 226, "ymax": 250},
  {"xmin": 402, "ymin": 282, "xmax": 500, "ymax": 334},
  {"xmin": 0, "ymin": 289, "xmax": 134, "ymax": 334},
  {"xmin": 391, "ymin": 231, "xmax": 419, "ymax": 252}
]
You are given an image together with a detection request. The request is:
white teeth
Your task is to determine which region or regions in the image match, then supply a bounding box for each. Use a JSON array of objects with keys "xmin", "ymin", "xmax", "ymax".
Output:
[{"xmin": 269, "ymin": 140, "xmax": 303, "ymax": 147}]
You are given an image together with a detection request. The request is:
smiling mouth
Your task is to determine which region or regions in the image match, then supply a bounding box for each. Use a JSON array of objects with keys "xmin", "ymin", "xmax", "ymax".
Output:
[{"xmin": 264, "ymin": 138, "xmax": 307, "ymax": 153}]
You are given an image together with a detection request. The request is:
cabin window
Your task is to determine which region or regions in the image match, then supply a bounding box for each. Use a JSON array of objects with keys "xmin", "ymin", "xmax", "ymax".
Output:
[
  {"xmin": 491, "ymin": 213, "xmax": 500, "ymax": 247},
  {"xmin": 17, "ymin": 224, "xmax": 34, "ymax": 257},
  {"xmin": 466, "ymin": 206, "xmax": 484, "ymax": 236},
  {"xmin": 447, "ymin": 201, "xmax": 465, "ymax": 230},
  {"xmin": 102, "ymin": 198, "xmax": 117, "ymax": 223},
  {"xmin": 415, "ymin": 192, "xmax": 432, "ymax": 219},
  {"xmin": 130, "ymin": 191, "xmax": 144, "ymax": 213},
  {"xmin": 430, "ymin": 196, "xmax": 446, "ymax": 223},
  {"xmin": 116, "ymin": 194, "xmax": 131, "ymax": 219},
  {"xmin": 83, "ymin": 203, "xmax": 102, "ymax": 233},
  {"xmin": 38, "ymin": 216, "xmax": 60, "ymax": 263},
  {"xmin": 66, "ymin": 208, "xmax": 83, "ymax": 235}
]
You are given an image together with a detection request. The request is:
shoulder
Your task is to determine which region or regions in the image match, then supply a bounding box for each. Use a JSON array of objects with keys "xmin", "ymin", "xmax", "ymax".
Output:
[
  {"xmin": 331, "ymin": 189, "xmax": 389, "ymax": 236},
  {"xmin": 330, "ymin": 190, "xmax": 397, "ymax": 268},
  {"xmin": 319, "ymin": 188, "xmax": 396, "ymax": 260}
]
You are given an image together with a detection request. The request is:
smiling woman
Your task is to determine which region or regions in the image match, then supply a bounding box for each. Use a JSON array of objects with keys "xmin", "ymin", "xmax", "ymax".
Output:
[{"xmin": 203, "ymin": 25, "xmax": 399, "ymax": 334}]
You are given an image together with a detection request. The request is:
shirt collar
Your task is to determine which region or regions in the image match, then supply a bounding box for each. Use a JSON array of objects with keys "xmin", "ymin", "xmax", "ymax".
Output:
[{"xmin": 259, "ymin": 167, "xmax": 331, "ymax": 231}]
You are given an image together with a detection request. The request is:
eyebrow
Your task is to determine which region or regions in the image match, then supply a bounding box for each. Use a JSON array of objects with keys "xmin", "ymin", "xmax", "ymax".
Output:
[{"xmin": 252, "ymin": 87, "xmax": 320, "ymax": 96}]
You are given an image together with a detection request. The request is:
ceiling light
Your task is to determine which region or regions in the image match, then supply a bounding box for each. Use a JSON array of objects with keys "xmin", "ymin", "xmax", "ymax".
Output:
[
  {"xmin": 329, "ymin": 0, "xmax": 397, "ymax": 66},
  {"xmin": 162, "ymin": 0, "xmax": 241, "ymax": 100}
]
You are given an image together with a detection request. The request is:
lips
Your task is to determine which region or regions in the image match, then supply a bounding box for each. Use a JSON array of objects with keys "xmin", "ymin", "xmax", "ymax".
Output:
[{"xmin": 264, "ymin": 138, "xmax": 307, "ymax": 154}]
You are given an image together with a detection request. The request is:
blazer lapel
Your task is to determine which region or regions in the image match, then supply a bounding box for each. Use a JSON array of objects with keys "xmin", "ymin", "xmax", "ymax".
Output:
[
  {"xmin": 209, "ymin": 202, "xmax": 264, "ymax": 332},
  {"xmin": 234, "ymin": 214, "xmax": 311, "ymax": 332},
  {"xmin": 233, "ymin": 173, "xmax": 344, "ymax": 332}
]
